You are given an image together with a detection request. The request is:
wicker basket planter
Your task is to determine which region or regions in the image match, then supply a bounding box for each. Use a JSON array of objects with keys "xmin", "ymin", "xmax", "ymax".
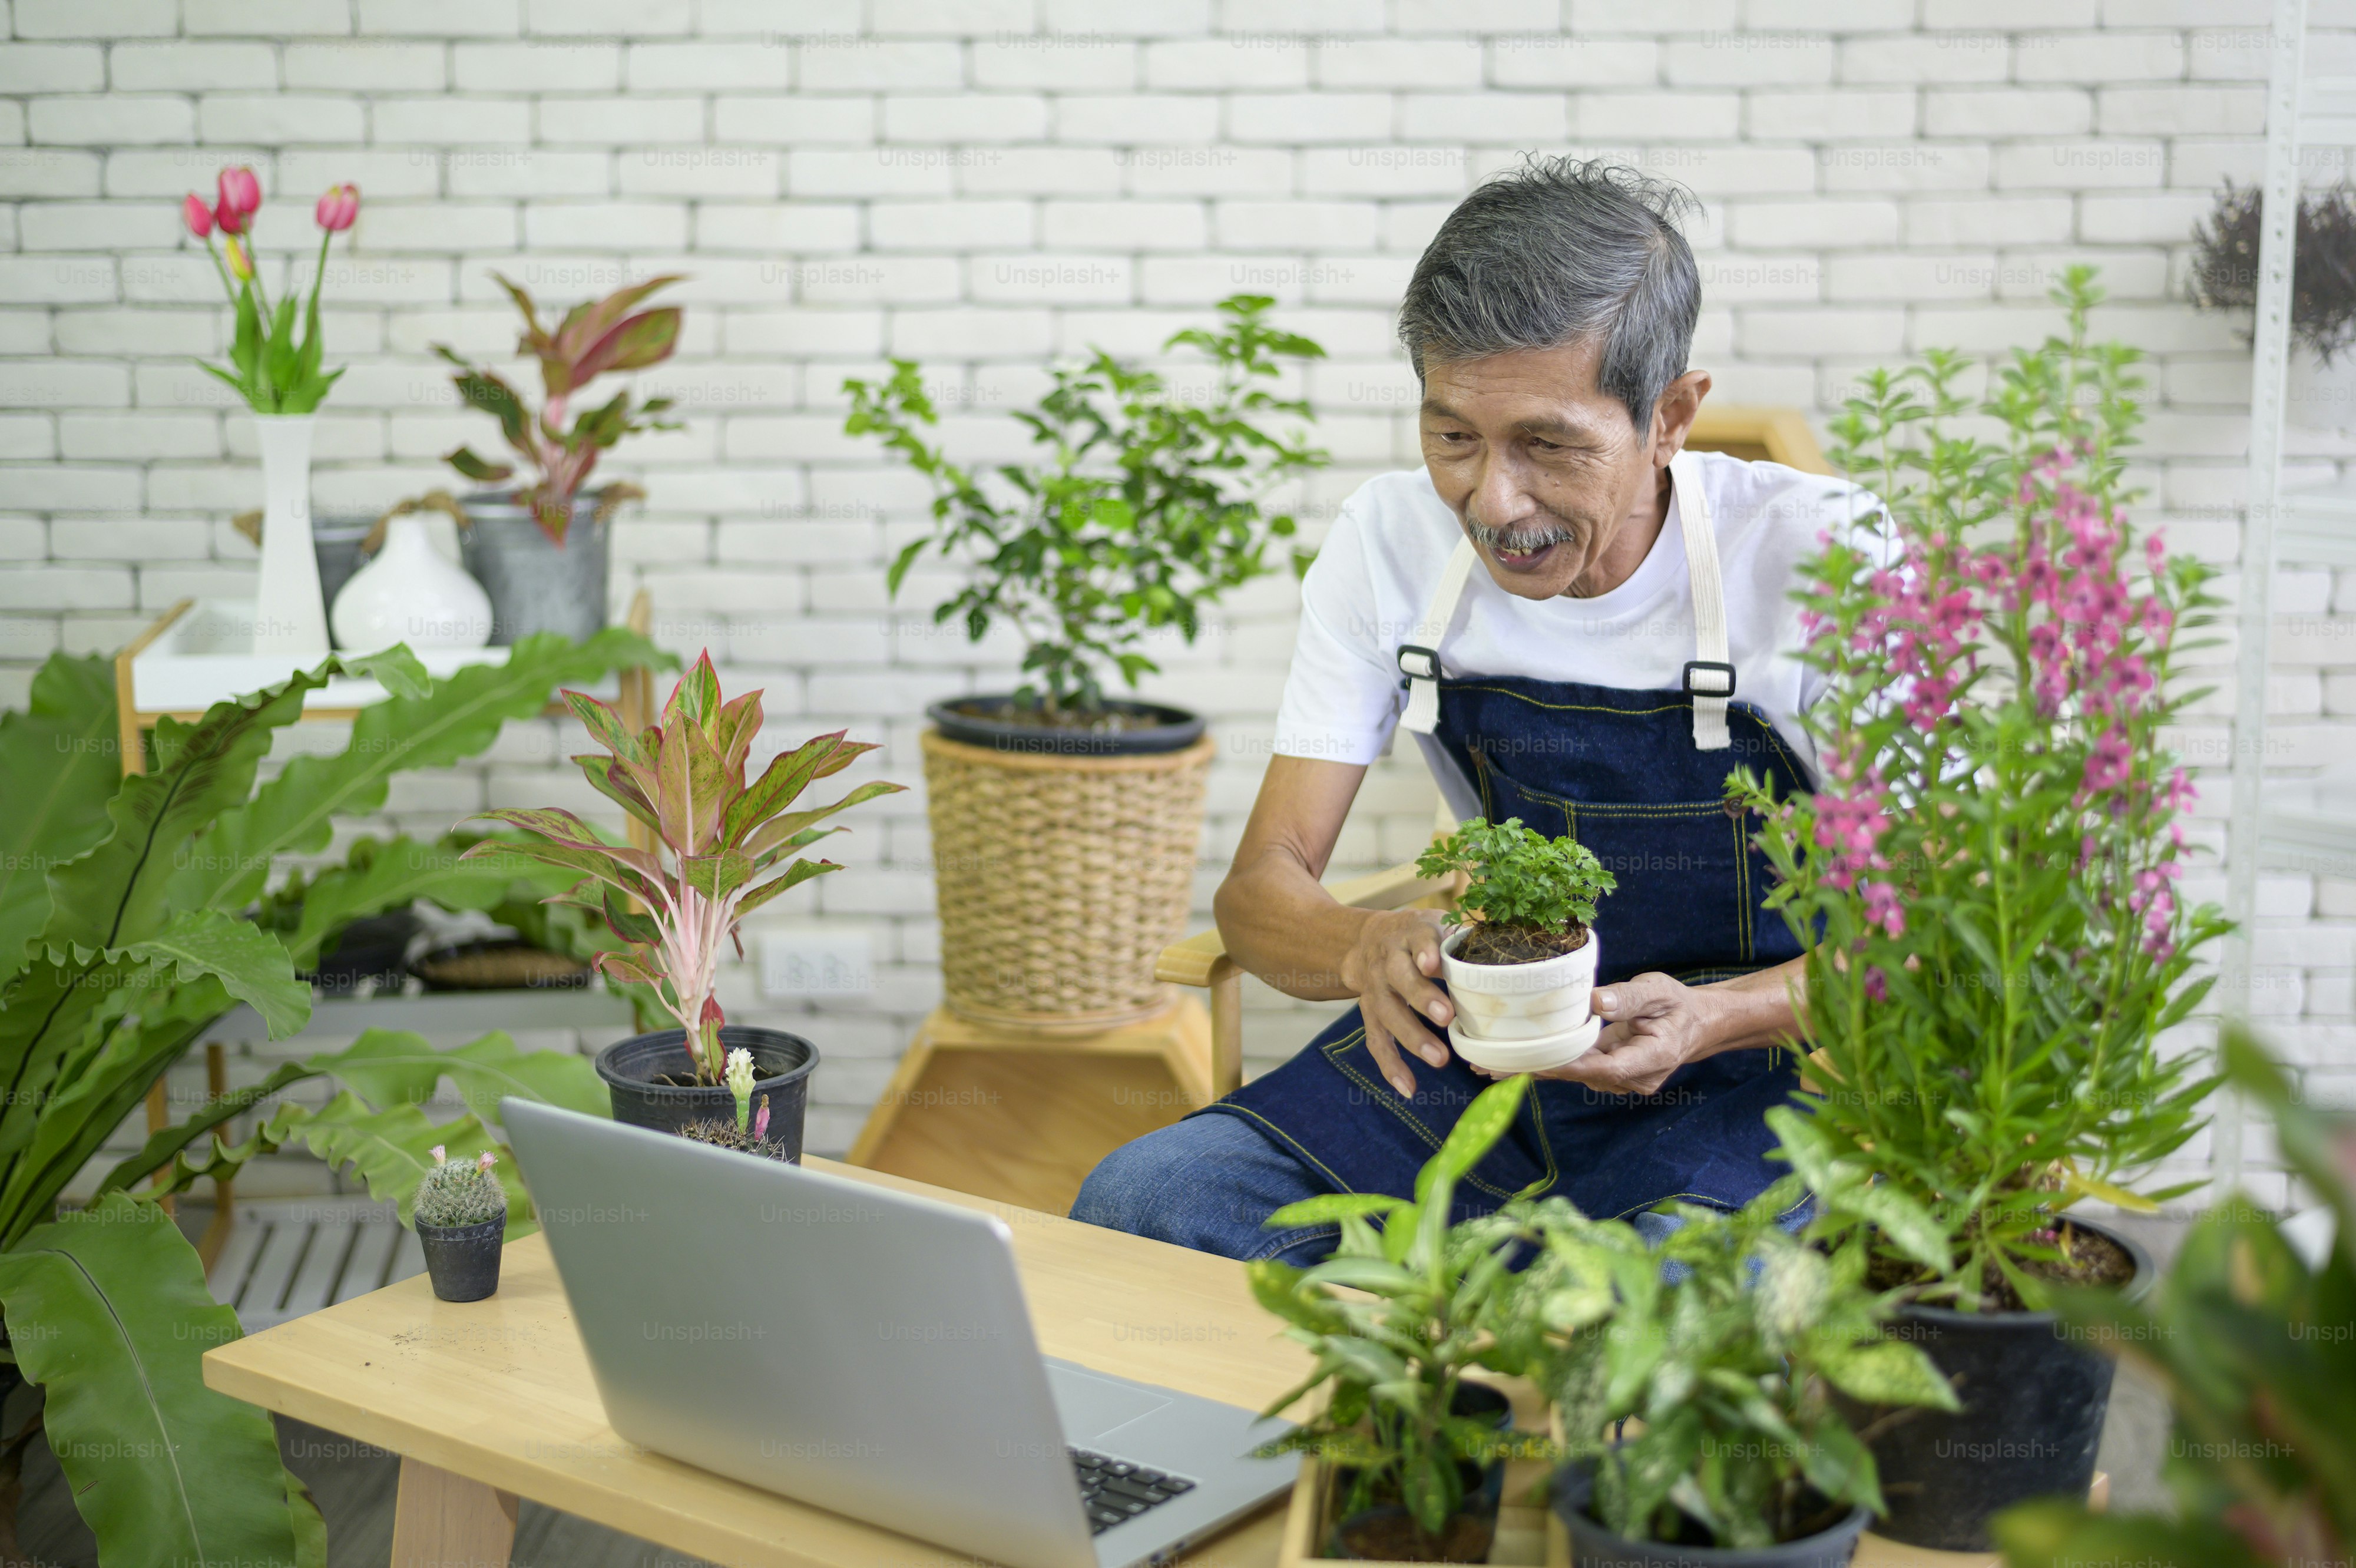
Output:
[{"xmin": 922, "ymin": 700, "xmax": 1215, "ymax": 1031}]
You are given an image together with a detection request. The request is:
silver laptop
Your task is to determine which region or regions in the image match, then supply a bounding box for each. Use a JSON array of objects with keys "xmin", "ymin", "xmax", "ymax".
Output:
[{"xmin": 502, "ymin": 1100, "xmax": 1296, "ymax": 1568}]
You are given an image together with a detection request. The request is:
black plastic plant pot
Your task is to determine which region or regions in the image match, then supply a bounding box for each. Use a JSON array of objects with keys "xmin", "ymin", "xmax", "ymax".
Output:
[
  {"xmin": 1551, "ymin": 1464, "xmax": 1871, "ymax": 1568},
  {"xmin": 594, "ymin": 1024, "xmax": 818, "ymax": 1159},
  {"xmin": 926, "ymin": 696, "xmax": 1205, "ymax": 756},
  {"xmin": 416, "ymin": 1217, "xmax": 504, "ymax": 1304},
  {"xmin": 1839, "ymin": 1215, "xmax": 2155, "ymax": 1553}
]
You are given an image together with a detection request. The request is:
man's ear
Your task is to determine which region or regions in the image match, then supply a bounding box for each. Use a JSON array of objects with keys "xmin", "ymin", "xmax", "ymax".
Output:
[{"xmin": 1647, "ymin": 369, "xmax": 1712, "ymax": 467}]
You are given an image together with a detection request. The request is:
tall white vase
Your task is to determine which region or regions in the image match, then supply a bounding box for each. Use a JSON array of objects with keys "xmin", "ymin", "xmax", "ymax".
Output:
[{"xmin": 251, "ymin": 413, "xmax": 331, "ymax": 660}]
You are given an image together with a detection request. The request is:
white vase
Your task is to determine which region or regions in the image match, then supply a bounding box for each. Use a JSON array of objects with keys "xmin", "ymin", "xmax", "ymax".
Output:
[
  {"xmin": 331, "ymin": 514, "xmax": 494, "ymax": 652},
  {"xmin": 251, "ymin": 413, "xmax": 332, "ymax": 660}
]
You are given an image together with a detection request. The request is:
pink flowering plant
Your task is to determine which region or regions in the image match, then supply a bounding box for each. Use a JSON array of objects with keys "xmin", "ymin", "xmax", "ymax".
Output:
[{"xmin": 1726, "ymin": 269, "xmax": 2227, "ymax": 1310}]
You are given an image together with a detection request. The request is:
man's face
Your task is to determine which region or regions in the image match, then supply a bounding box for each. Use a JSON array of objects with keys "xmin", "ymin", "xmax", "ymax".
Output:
[{"xmin": 1417, "ymin": 338, "xmax": 1695, "ymax": 601}]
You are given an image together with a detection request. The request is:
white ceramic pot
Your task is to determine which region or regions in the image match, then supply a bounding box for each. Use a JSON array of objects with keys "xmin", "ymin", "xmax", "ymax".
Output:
[
  {"xmin": 1441, "ymin": 923, "xmax": 1603, "ymax": 1074},
  {"xmin": 330, "ymin": 514, "xmax": 494, "ymax": 651},
  {"xmin": 251, "ymin": 413, "xmax": 331, "ymax": 659}
]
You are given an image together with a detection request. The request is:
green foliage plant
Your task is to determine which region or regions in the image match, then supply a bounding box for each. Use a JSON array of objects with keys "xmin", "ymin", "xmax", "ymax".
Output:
[
  {"xmin": 1724, "ymin": 267, "xmax": 2224, "ymax": 1309},
  {"xmin": 464, "ymin": 651, "xmax": 903, "ymax": 1084},
  {"xmin": 0, "ymin": 628, "xmax": 654, "ymax": 1567},
  {"xmin": 415, "ymin": 1146, "xmax": 508, "ymax": 1229},
  {"xmin": 1523, "ymin": 1182, "xmax": 1956, "ymax": 1550},
  {"xmin": 842, "ymin": 294, "xmax": 1328, "ymax": 717},
  {"xmin": 1414, "ymin": 818, "xmax": 1617, "ymax": 946},
  {"xmin": 1248, "ymin": 1076, "xmax": 1546, "ymax": 1552},
  {"xmin": 435, "ymin": 272, "xmax": 684, "ymax": 544},
  {"xmin": 1993, "ymin": 1029, "xmax": 2356, "ymax": 1568}
]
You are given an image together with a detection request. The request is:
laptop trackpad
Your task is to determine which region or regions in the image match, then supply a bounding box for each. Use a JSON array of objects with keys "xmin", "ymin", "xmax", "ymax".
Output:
[{"xmin": 1046, "ymin": 1361, "xmax": 1173, "ymax": 1445}]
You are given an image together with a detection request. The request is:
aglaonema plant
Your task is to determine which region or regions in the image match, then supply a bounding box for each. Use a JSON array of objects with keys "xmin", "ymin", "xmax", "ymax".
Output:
[
  {"xmin": 843, "ymin": 293, "xmax": 1327, "ymax": 717},
  {"xmin": 1725, "ymin": 266, "xmax": 2226, "ymax": 1310},
  {"xmin": 464, "ymin": 652, "xmax": 903, "ymax": 1084},
  {"xmin": 0, "ymin": 630, "xmax": 655, "ymax": 1568}
]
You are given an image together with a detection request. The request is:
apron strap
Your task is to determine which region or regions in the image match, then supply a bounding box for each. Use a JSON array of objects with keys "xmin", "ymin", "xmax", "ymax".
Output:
[
  {"xmin": 1398, "ymin": 537, "xmax": 1477, "ymax": 736},
  {"xmin": 1672, "ymin": 449, "xmax": 1734, "ymax": 752},
  {"xmin": 1398, "ymin": 454, "xmax": 1735, "ymax": 749}
]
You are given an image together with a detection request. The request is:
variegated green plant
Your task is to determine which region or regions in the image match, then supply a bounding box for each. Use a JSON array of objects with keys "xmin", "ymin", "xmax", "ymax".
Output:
[{"xmin": 465, "ymin": 651, "xmax": 902, "ymax": 1084}]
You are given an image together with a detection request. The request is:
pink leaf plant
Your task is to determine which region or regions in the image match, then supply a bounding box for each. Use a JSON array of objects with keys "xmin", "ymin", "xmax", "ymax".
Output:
[{"xmin": 461, "ymin": 651, "xmax": 903, "ymax": 1084}]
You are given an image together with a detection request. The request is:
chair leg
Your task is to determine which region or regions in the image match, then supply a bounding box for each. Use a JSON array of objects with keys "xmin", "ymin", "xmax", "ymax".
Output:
[{"xmin": 1209, "ymin": 961, "xmax": 1243, "ymax": 1100}]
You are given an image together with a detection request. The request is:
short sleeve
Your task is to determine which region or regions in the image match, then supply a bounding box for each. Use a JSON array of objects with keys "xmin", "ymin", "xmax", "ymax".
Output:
[{"xmin": 1271, "ymin": 505, "xmax": 1405, "ymax": 768}]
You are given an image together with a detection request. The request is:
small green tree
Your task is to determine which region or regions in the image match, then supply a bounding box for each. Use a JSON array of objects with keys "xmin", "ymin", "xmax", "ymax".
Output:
[
  {"xmin": 843, "ymin": 294, "xmax": 1327, "ymax": 717},
  {"xmin": 1415, "ymin": 818, "xmax": 1617, "ymax": 940}
]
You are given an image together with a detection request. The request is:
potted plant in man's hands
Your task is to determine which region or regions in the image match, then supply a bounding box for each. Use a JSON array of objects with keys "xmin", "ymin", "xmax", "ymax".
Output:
[
  {"xmin": 1724, "ymin": 266, "xmax": 2218, "ymax": 1550},
  {"xmin": 1250, "ymin": 1076, "xmax": 1543, "ymax": 1562},
  {"xmin": 434, "ymin": 272, "xmax": 683, "ymax": 642},
  {"xmin": 1527, "ymin": 1180, "xmax": 1956, "ymax": 1565},
  {"xmin": 1414, "ymin": 819, "xmax": 1616, "ymax": 1075},
  {"xmin": 462, "ymin": 651, "xmax": 902, "ymax": 1151},
  {"xmin": 414, "ymin": 1146, "xmax": 510, "ymax": 1303},
  {"xmin": 843, "ymin": 295, "xmax": 1326, "ymax": 1027}
]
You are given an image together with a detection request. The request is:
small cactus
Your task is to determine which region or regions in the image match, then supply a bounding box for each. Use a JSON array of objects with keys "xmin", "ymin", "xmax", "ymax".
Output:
[{"xmin": 415, "ymin": 1145, "xmax": 507, "ymax": 1229}]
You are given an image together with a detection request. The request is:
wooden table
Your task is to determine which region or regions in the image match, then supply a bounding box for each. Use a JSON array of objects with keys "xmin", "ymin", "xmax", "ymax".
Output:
[{"xmin": 203, "ymin": 1158, "xmax": 1308, "ymax": 1568}]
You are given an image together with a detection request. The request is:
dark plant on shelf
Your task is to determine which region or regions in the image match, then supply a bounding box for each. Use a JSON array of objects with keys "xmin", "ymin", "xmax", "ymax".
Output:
[
  {"xmin": 1726, "ymin": 267, "xmax": 2224, "ymax": 1309},
  {"xmin": 842, "ymin": 293, "xmax": 1328, "ymax": 718},
  {"xmin": 0, "ymin": 629, "xmax": 653, "ymax": 1567},
  {"xmin": 2189, "ymin": 180, "xmax": 2356, "ymax": 365},
  {"xmin": 1414, "ymin": 817, "xmax": 1616, "ymax": 958},
  {"xmin": 1527, "ymin": 1180, "xmax": 1955, "ymax": 1550},
  {"xmin": 464, "ymin": 651, "xmax": 902, "ymax": 1084},
  {"xmin": 1994, "ymin": 1029, "xmax": 2355, "ymax": 1568},
  {"xmin": 435, "ymin": 272, "xmax": 684, "ymax": 544}
]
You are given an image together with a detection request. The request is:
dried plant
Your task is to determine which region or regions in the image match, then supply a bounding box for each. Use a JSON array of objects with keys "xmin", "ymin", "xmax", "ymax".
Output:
[{"xmin": 2189, "ymin": 181, "xmax": 2356, "ymax": 365}]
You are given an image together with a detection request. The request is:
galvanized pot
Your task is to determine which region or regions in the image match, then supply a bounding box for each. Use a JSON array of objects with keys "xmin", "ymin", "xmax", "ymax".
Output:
[{"xmin": 457, "ymin": 491, "xmax": 611, "ymax": 644}]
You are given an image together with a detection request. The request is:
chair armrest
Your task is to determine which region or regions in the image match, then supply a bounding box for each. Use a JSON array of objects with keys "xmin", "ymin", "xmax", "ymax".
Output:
[{"xmin": 1154, "ymin": 861, "xmax": 1458, "ymax": 990}]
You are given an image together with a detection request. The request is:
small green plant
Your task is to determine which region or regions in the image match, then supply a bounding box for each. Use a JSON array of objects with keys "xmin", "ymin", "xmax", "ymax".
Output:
[
  {"xmin": 435, "ymin": 273, "xmax": 684, "ymax": 544},
  {"xmin": 415, "ymin": 1146, "xmax": 507, "ymax": 1229},
  {"xmin": 842, "ymin": 293, "xmax": 1327, "ymax": 717},
  {"xmin": 1248, "ymin": 1076, "xmax": 1544, "ymax": 1553},
  {"xmin": 1415, "ymin": 818, "xmax": 1616, "ymax": 942},
  {"xmin": 1994, "ymin": 1028, "xmax": 2356, "ymax": 1568},
  {"xmin": 1524, "ymin": 1182, "xmax": 1956, "ymax": 1549}
]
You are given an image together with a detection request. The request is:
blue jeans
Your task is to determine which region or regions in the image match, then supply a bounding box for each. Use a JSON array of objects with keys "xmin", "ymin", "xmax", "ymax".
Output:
[
  {"xmin": 1070, "ymin": 1112, "xmax": 1338, "ymax": 1265},
  {"xmin": 1070, "ymin": 1112, "xmax": 1814, "ymax": 1271}
]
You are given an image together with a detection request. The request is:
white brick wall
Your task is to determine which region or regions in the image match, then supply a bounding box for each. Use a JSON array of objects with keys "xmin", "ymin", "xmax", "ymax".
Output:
[{"xmin": 0, "ymin": 2, "xmax": 2349, "ymax": 1207}]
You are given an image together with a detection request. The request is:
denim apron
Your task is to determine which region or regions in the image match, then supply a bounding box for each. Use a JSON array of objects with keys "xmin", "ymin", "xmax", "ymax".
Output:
[{"xmin": 1200, "ymin": 452, "xmax": 1814, "ymax": 1223}]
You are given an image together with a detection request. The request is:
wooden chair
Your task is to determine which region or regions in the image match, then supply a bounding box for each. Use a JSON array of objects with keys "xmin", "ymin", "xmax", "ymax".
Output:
[{"xmin": 1155, "ymin": 407, "xmax": 1836, "ymax": 1097}]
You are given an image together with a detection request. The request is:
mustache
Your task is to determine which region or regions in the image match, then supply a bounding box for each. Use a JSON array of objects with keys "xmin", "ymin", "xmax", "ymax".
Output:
[{"xmin": 1464, "ymin": 512, "xmax": 1581, "ymax": 555}]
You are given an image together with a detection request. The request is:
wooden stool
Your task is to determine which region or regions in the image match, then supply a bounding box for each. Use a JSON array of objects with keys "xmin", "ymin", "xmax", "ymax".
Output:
[{"xmin": 845, "ymin": 995, "xmax": 1215, "ymax": 1215}]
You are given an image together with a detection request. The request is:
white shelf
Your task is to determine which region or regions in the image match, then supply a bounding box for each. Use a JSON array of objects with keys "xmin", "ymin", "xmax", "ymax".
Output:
[{"xmin": 128, "ymin": 598, "xmax": 514, "ymax": 714}]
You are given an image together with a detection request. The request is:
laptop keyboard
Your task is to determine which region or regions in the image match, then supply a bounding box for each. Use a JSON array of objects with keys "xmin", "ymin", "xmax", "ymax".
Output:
[{"xmin": 1070, "ymin": 1447, "xmax": 1196, "ymax": 1535}]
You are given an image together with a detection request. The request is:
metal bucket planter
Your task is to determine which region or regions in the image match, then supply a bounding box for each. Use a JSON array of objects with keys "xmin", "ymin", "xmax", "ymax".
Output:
[{"xmin": 458, "ymin": 491, "xmax": 614, "ymax": 644}]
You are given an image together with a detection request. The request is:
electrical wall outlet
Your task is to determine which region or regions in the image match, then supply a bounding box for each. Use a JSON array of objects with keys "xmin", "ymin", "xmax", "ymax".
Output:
[{"xmin": 759, "ymin": 928, "xmax": 873, "ymax": 999}]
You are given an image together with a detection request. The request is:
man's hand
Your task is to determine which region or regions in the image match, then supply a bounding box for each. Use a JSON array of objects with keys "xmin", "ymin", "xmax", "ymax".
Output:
[
  {"xmin": 1534, "ymin": 972, "xmax": 1718, "ymax": 1096},
  {"xmin": 1336, "ymin": 908, "xmax": 1455, "ymax": 1098}
]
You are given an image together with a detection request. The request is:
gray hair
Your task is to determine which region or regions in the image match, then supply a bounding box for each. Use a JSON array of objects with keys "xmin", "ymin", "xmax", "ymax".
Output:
[{"xmin": 1397, "ymin": 157, "xmax": 1703, "ymax": 431}]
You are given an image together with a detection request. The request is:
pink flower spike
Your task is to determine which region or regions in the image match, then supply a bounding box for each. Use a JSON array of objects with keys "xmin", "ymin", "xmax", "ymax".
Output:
[{"xmin": 182, "ymin": 194, "xmax": 213, "ymax": 239}]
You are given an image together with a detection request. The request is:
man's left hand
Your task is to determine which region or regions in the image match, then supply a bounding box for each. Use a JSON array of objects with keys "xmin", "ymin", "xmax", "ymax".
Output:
[{"xmin": 1484, "ymin": 972, "xmax": 1722, "ymax": 1096}]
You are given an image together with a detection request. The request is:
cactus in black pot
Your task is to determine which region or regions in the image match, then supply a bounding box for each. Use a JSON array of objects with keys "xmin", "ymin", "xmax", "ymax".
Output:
[{"xmin": 415, "ymin": 1146, "xmax": 508, "ymax": 1302}]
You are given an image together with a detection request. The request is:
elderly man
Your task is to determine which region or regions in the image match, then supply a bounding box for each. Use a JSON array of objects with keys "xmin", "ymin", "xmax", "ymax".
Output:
[{"xmin": 1072, "ymin": 158, "xmax": 1866, "ymax": 1263}]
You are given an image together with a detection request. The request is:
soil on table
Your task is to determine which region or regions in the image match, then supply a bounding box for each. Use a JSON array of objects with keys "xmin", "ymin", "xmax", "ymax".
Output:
[
  {"xmin": 1866, "ymin": 1217, "xmax": 2135, "ymax": 1311},
  {"xmin": 1454, "ymin": 921, "xmax": 1589, "ymax": 967},
  {"xmin": 945, "ymin": 697, "xmax": 1166, "ymax": 733},
  {"xmin": 1335, "ymin": 1511, "xmax": 1494, "ymax": 1563},
  {"xmin": 680, "ymin": 1119, "xmax": 795, "ymax": 1162}
]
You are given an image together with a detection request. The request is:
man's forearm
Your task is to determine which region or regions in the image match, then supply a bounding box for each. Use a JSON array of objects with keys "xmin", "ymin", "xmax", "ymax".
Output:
[
  {"xmin": 1692, "ymin": 957, "xmax": 1808, "ymax": 1055},
  {"xmin": 1213, "ymin": 852, "xmax": 1375, "ymax": 1001}
]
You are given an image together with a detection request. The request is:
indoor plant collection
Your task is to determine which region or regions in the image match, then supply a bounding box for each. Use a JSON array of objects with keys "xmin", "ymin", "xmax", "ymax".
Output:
[
  {"xmin": 466, "ymin": 650, "xmax": 901, "ymax": 1153},
  {"xmin": 1414, "ymin": 818, "xmax": 1616, "ymax": 1074},
  {"xmin": 843, "ymin": 293, "xmax": 1326, "ymax": 1026},
  {"xmin": 435, "ymin": 272, "xmax": 684, "ymax": 643},
  {"xmin": 1722, "ymin": 266, "xmax": 2225, "ymax": 1549}
]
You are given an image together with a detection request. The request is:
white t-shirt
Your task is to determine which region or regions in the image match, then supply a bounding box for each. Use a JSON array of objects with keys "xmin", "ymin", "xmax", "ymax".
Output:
[{"xmin": 1270, "ymin": 450, "xmax": 1879, "ymax": 819}]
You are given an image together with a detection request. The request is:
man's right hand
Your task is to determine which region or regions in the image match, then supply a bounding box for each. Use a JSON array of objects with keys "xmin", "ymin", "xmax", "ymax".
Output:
[{"xmin": 1337, "ymin": 908, "xmax": 1455, "ymax": 1097}]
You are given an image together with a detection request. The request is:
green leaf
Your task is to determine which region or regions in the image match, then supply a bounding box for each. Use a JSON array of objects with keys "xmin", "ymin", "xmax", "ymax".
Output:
[
  {"xmin": 445, "ymin": 446, "xmax": 514, "ymax": 484},
  {"xmin": 297, "ymin": 1028, "xmax": 608, "ymax": 1123},
  {"xmin": 1264, "ymin": 1192, "xmax": 1408, "ymax": 1228},
  {"xmin": 0, "ymin": 652, "xmax": 117, "ymax": 981},
  {"xmin": 0, "ymin": 1195, "xmax": 322, "ymax": 1568},
  {"xmin": 263, "ymin": 1093, "xmax": 526, "ymax": 1230},
  {"xmin": 116, "ymin": 908, "xmax": 308, "ymax": 1039},
  {"xmin": 1419, "ymin": 1073, "xmax": 1527, "ymax": 1198},
  {"xmin": 1812, "ymin": 1335, "xmax": 1958, "ymax": 1410}
]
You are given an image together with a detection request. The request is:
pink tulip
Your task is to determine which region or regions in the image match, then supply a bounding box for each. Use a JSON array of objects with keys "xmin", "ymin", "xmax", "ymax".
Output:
[
  {"xmin": 216, "ymin": 164, "xmax": 261, "ymax": 220},
  {"xmin": 182, "ymin": 194, "xmax": 214, "ymax": 239},
  {"xmin": 315, "ymin": 182, "xmax": 359, "ymax": 233},
  {"xmin": 214, "ymin": 198, "xmax": 246, "ymax": 237}
]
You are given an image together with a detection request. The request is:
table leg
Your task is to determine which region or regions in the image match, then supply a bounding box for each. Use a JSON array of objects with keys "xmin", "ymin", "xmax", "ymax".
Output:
[{"xmin": 391, "ymin": 1455, "xmax": 518, "ymax": 1568}]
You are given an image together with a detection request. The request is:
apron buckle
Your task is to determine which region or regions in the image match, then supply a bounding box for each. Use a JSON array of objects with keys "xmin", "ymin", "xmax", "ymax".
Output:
[
  {"xmin": 1398, "ymin": 643, "xmax": 1441, "ymax": 682},
  {"xmin": 1682, "ymin": 659, "xmax": 1736, "ymax": 699}
]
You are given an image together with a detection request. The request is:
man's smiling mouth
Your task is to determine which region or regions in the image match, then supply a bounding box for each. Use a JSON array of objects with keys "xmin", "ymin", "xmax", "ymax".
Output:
[{"xmin": 1466, "ymin": 517, "xmax": 1579, "ymax": 573}]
